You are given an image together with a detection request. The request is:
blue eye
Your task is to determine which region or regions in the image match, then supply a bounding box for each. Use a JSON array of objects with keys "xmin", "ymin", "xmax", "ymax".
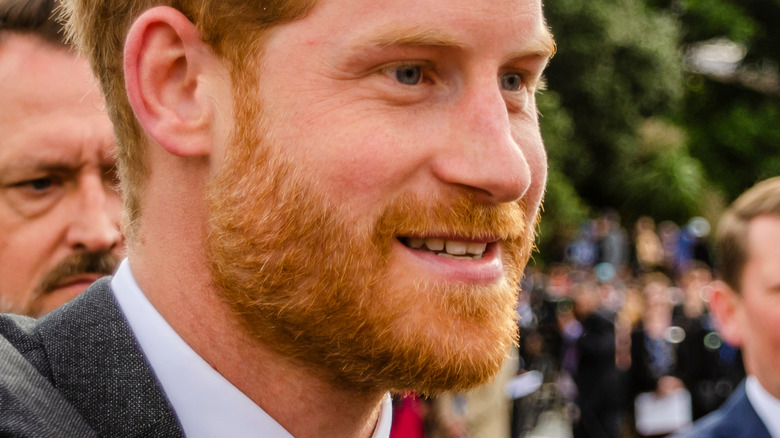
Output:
[
  {"xmin": 394, "ymin": 65, "xmax": 422, "ymax": 85},
  {"xmin": 500, "ymin": 73, "xmax": 523, "ymax": 91}
]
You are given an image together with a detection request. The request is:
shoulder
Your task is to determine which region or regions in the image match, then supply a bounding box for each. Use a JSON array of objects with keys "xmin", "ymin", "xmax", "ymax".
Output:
[
  {"xmin": 672, "ymin": 382, "xmax": 770, "ymax": 438},
  {"xmin": 0, "ymin": 310, "xmax": 50, "ymax": 378},
  {"xmin": 0, "ymin": 278, "xmax": 117, "ymax": 374},
  {"xmin": 582, "ymin": 311, "xmax": 613, "ymax": 332},
  {"xmin": 0, "ymin": 309, "xmax": 98, "ymax": 436},
  {"xmin": 0, "ymin": 279, "xmax": 116, "ymax": 435},
  {"xmin": 1, "ymin": 277, "xmax": 182, "ymax": 437}
]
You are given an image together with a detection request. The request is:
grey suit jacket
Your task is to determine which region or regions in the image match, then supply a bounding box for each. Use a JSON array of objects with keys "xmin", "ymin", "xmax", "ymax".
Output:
[
  {"xmin": 0, "ymin": 278, "xmax": 183, "ymax": 437},
  {"xmin": 671, "ymin": 380, "xmax": 772, "ymax": 438}
]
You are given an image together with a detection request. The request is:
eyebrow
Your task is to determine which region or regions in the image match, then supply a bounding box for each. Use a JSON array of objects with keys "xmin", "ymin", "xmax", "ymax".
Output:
[
  {"xmin": 368, "ymin": 27, "xmax": 468, "ymax": 49},
  {"xmin": 527, "ymin": 27, "xmax": 557, "ymax": 59},
  {"xmin": 364, "ymin": 24, "xmax": 557, "ymax": 59},
  {"xmin": 2, "ymin": 151, "xmax": 85, "ymax": 174}
]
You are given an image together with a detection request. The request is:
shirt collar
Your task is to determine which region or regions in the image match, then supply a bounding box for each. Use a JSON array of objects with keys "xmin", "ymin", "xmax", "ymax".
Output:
[
  {"xmin": 111, "ymin": 259, "xmax": 393, "ymax": 438},
  {"xmin": 745, "ymin": 375, "xmax": 780, "ymax": 437}
]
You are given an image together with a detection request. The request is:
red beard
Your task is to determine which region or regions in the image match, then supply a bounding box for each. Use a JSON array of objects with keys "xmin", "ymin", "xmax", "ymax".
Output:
[{"xmin": 206, "ymin": 87, "xmax": 537, "ymax": 395}]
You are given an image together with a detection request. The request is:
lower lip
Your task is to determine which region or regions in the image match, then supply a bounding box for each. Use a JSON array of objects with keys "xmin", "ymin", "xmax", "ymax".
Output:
[{"xmin": 393, "ymin": 239, "xmax": 506, "ymax": 284}]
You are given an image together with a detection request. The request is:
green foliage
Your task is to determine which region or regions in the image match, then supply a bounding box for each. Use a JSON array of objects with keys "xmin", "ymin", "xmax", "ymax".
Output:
[
  {"xmin": 678, "ymin": 0, "xmax": 758, "ymax": 43},
  {"xmin": 618, "ymin": 119, "xmax": 707, "ymax": 222},
  {"xmin": 537, "ymin": 168, "xmax": 591, "ymax": 263},
  {"xmin": 668, "ymin": 0, "xmax": 780, "ymax": 201},
  {"xmin": 536, "ymin": 91, "xmax": 590, "ymax": 262},
  {"xmin": 536, "ymin": 0, "xmax": 779, "ymax": 263},
  {"xmin": 684, "ymin": 80, "xmax": 780, "ymax": 199},
  {"xmin": 541, "ymin": 0, "xmax": 695, "ymax": 219}
]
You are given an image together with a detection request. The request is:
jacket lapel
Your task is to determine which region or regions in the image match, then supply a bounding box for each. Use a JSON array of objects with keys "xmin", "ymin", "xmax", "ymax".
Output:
[
  {"xmin": 36, "ymin": 278, "xmax": 184, "ymax": 437},
  {"xmin": 712, "ymin": 382, "xmax": 772, "ymax": 438}
]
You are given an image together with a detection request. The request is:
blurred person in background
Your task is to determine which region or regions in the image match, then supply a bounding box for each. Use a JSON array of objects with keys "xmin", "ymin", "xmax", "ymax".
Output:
[
  {"xmin": 675, "ymin": 261, "xmax": 712, "ymax": 322},
  {"xmin": 674, "ymin": 261, "xmax": 745, "ymax": 421},
  {"xmin": 560, "ymin": 276, "xmax": 622, "ymax": 438},
  {"xmin": 674, "ymin": 177, "xmax": 780, "ymax": 438},
  {"xmin": 0, "ymin": 0, "xmax": 122, "ymax": 316},
  {"xmin": 657, "ymin": 221, "xmax": 680, "ymax": 277},
  {"xmin": 673, "ymin": 217, "xmax": 712, "ymax": 278},
  {"xmin": 595, "ymin": 210, "xmax": 630, "ymax": 275},
  {"xmin": 630, "ymin": 273, "xmax": 690, "ymax": 437},
  {"xmin": 633, "ymin": 216, "xmax": 664, "ymax": 275}
]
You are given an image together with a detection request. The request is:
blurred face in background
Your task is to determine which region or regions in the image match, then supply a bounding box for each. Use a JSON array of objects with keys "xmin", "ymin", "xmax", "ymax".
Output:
[
  {"xmin": 0, "ymin": 33, "xmax": 123, "ymax": 316},
  {"xmin": 642, "ymin": 280, "xmax": 673, "ymax": 338},
  {"xmin": 714, "ymin": 215, "xmax": 780, "ymax": 398}
]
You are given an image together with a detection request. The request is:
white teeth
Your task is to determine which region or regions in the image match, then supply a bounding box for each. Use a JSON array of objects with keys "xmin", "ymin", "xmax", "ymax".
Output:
[
  {"xmin": 445, "ymin": 240, "xmax": 468, "ymax": 255},
  {"xmin": 405, "ymin": 237, "xmax": 488, "ymax": 258},
  {"xmin": 467, "ymin": 242, "xmax": 487, "ymax": 255},
  {"xmin": 426, "ymin": 238, "xmax": 445, "ymax": 251}
]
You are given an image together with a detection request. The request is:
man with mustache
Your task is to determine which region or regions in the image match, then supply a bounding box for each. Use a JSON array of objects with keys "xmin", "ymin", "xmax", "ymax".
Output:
[
  {"xmin": 0, "ymin": 0, "xmax": 555, "ymax": 436},
  {"xmin": 0, "ymin": 0, "xmax": 123, "ymax": 317}
]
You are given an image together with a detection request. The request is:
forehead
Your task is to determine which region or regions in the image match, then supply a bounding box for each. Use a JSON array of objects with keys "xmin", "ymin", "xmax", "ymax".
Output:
[
  {"xmin": 0, "ymin": 34, "xmax": 100, "ymax": 121},
  {"xmin": 745, "ymin": 215, "xmax": 780, "ymax": 270},
  {"xmin": 0, "ymin": 34, "xmax": 113, "ymax": 165},
  {"xmin": 272, "ymin": 0, "xmax": 553, "ymax": 58}
]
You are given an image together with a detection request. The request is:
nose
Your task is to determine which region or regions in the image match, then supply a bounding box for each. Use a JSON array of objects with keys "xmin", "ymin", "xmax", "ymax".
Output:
[
  {"xmin": 431, "ymin": 80, "xmax": 540, "ymax": 204},
  {"xmin": 66, "ymin": 173, "xmax": 123, "ymax": 253}
]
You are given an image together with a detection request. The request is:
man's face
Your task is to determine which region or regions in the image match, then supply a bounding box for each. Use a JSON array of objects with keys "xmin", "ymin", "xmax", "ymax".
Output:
[
  {"xmin": 0, "ymin": 34, "xmax": 123, "ymax": 316},
  {"xmin": 207, "ymin": 0, "xmax": 552, "ymax": 393},
  {"xmin": 731, "ymin": 215, "xmax": 780, "ymax": 397}
]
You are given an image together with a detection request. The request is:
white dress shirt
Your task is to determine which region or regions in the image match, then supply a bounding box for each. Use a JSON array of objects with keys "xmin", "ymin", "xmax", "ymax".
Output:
[
  {"xmin": 745, "ymin": 375, "xmax": 780, "ymax": 437},
  {"xmin": 111, "ymin": 259, "xmax": 393, "ymax": 438}
]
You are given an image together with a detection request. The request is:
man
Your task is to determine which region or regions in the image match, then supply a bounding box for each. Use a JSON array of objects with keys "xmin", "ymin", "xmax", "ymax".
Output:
[
  {"xmin": 0, "ymin": 0, "xmax": 123, "ymax": 316},
  {"xmin": 673, "ymin": 176, "xmax": 780, "ymax": 438},
  {"xmin": 562, "ymin": 277, "xmax": 622, "ymax": 438},
  {"xmin": 0, "ymin": 0, "xmax": 555, "ymax": 436}
]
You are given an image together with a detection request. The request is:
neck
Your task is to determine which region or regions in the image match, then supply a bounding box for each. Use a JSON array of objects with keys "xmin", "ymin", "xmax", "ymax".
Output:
[
  {"xmin": 212, "ymin": 333, "xmax": 386, "ymax": 438},
  {"xmin": 129, "ymin": 150, "xmax": 387, "ymax": 437},
  {"xmin": 129, "ymin": 201, "xmax": 385, "ymax": 438}
]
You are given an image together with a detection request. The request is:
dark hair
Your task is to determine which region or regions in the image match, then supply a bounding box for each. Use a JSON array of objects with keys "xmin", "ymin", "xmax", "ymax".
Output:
[{"xmin": 0, "ymin": 0, "xmax": 65, "ymax": 45}]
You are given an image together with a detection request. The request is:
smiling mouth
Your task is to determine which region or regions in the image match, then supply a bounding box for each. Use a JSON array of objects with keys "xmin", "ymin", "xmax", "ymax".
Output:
[{"xmin": 398, "ymin": 237, "xmax": 491, "ymax": 260}]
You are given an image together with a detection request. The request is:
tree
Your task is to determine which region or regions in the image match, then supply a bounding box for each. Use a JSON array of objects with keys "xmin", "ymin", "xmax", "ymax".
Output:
[
  {"xmin": 656, "ymin": 0, "xmax": 780, "ymax": 201},
  {"xmin": 536, "ymin": 0, "xmax": 710, "ymax": 262}
]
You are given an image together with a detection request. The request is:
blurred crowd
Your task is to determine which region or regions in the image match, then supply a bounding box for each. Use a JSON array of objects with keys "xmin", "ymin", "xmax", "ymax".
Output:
[{"xmin": 391, "ymin": 212, "xmax": 744, "ymax": 438}]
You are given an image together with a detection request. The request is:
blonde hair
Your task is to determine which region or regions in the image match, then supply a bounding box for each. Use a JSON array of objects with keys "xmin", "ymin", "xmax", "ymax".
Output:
[
  {"xmin": 716, "ymin": 177, "xmax": 780, "ymax": 292},
  {"xmin": 59, "ymin": 0, "xmax": 314, "ymax": 241}
]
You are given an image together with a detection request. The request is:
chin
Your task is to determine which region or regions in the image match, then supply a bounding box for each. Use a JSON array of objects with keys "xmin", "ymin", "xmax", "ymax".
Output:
[{"xmin": 350, "ymin": 278, "xmax": 520, "ymax": 395}]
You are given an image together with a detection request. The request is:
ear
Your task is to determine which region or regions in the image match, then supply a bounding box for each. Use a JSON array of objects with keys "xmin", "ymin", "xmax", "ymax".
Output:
[
  {"xmin": 708, "ymin": 280, "xmax": 744, "ymax": 348},
  {"xmin": 124, "ymin": 6, "xmax": 224, "ymax": 157}
]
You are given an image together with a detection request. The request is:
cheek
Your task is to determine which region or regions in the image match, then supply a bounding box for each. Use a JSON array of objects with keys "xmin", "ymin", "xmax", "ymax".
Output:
[
  {"xmin": 509, "ymin": 112, "xmax": 547, "ymax": 197},
  {"xmin": 0, "ymin": 223, "xmax": 51, "ymax": 296},
  {"xmin": 299, "ymin": 127, "xmax": 429, "ymax": 206},
  {"xmin": 529, "ymin": 151, "xmax": 547, "ymax": 202},
  {"xmin": 521, "ymin": 137, "xmax": 548, "ymax": 210},
  {"xmin": 760, "ymin": 307, "xmax": 780, "ymax": 341},
  {"xmin": 742, "ymin": 298, "xmax": 780, "ymax": 346}
]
